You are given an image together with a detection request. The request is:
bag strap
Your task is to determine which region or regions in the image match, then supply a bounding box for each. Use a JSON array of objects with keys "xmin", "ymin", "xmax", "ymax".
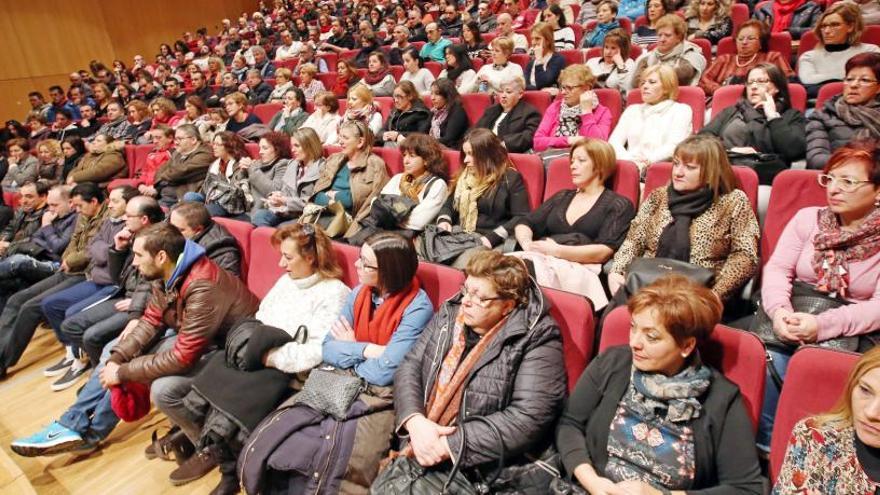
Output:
[{"xmin": 445, "ymin": 415, "xmax": 506, "ymax": 494}]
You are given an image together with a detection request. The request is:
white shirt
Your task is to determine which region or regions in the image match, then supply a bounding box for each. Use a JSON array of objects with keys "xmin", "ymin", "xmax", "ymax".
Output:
[
  {"xmin": 401, "ymin": 68, "xmax": 437, "ymax": 95},
  {"xmin": 475, "ymin": 62, "xmax": 524, "ymax": 93},
  {"xmin": 275, "ymin": 41, "xmax": 305, "ymax": 61},
  {"xmin": 379, "ymin": 174, "xmax": 449, "ymax": 230},
  {"xmin": 608, "ymin": 100, "xmax": 693, "ymax": 168}
]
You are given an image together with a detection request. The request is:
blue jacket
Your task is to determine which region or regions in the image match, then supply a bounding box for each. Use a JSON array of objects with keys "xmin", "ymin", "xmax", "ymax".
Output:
[
  {"xmin": 31, "ymin": 211, "xmax": 78, "ymax": 261},
  {"xmin": 322, "ymin": 284, "xmax": 433, "ymax": 386},
  {"xmin": 166, "ymin": 240, "xmax": 207, "ymax": 290},
  {"xmin": 618, "ymin": 0, "xmax": 644, "ymax": 20}
]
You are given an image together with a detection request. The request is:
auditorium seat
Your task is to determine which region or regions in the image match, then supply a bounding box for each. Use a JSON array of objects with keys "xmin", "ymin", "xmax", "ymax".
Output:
[
  {"xmin": 372, "ymin": 146, "xmax": 404, "ymax": 175},
  {"xmin": 644, "ymin": 162, "xmax": 760, "ymax": 214},
  {"xmin": 521, "ymin": 91, "xmax": 553, "ymax": 115},
  {"xmin": 461, "ymin": 93, "xmax": 493, "ymax": 126},
  {"xmin": 109, "ymin": 144, "xmax": 153, "ymax": 190},
  {"xmin": 424, "ymin": 61, "xmax": 443, "ymax": 78},
  {"xmin": 558, "ymin": 49, "xmax": 585, "ymax": 66},
  {"xmin": 509, "ymin": 153, "xmax": 545, "ymax": 210},
  {"xmin": 594, "ymin": 88, "xmax": 623, "ymax": 129},
  {"xmin": 544, "ymin": 157, "xmax": 641, "ymax": 208},
  {"xmin": 761, "ymin": 169, "xmax": 825, "ymax": 268},
  {"xmin": 214, "ymin": 217, "xmax": 254, "ymax": 282},
  {"xmin": 443, "ymin": 149, "xmax": 461, "ymax": 177},
  {"xmin": 626, "ymin": 86, "xmax": 707, "ymax": 131},
  {"xmin": 509, "ymin": 53, "xmax": 530, "ymax": 72},
  {"xmin": 544, "ymin": 287, "xmax": 595, "ymax": 393},
  {"xmin": 815, "ymin": 82, "xmax": 844, "ymax": 110},
  {"xmin": 332, "ymin": 241, "xmax": 360, "ymax": 288},
  {"xmin": 769, "ymin": 347, "xmax": 860, "ymax": 483},
  {"xmin": 245, "ymin": 142, "xmax": 260, "ymax": 159},
  {"xmin": 253, "ymin": 103, "xmax": 282, "ymax": 124},
  {"xmin": 710, "ymin": 83, "xmax": 808, "ymax": 119},
  {"xmin": 415, "ymin": 261, "xmax": 466, "ymax": 309},
  {"xmin": 373, "ymin": 96, "xmax": 394, "ymax": 121},
  {"xmin": 390, "ymin": 65, "xmax": 405, "ymax": 82},
  {"xmin": 600, "ymin": 306, "xmax": 766, "ymax": 431},
  {"xmin": 316, "ymin": 72, "xmax": 338, "ymax": 91},
  {"xmin": 730, "ymin": 3, "xmax": 748, "ymax": 30},
  {"xmin": 247, "ymin": 226, "xmax": 282, "ymax": 299}
]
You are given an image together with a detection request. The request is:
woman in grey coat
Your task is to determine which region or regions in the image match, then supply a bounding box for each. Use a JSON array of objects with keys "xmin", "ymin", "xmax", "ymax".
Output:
[
  {"xmin": 244, "ymin": 132, "xmax": 291, "ymax": 216},
  {"xmin": 3, "ymin": 139, "xmax": 39, "ymax": 190},
  {"xmin": 267, "ymin": 88, "xmax": 310, "ymax": 136}
]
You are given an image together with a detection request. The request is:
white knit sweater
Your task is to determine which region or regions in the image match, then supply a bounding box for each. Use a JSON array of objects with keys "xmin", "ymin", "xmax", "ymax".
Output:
[
  {"xmin": 608, "ymin": 100, "xmax": 693, "ymax": 167},
  {"xmin": 259, "ymin": 273, "xmax": 351, "ymax": 373},
  {"xmin": 797, "ymin": 43, "xmax": 880, "ymax": 85}
]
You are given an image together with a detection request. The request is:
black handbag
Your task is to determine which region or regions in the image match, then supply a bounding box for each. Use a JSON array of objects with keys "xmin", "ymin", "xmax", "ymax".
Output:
[
  {"xmin": 370, "ymin": 416, "xmax": 504, "ymax": 495},
  {"xmin": 288, "ymin": 366, "xmax": 365, "ymax": 420},
  {"xmin": 727, "ymin": 150, "xmax": 788, "ymax": 186},
  {"xmin": 418, "ymin": 225, "xmax": 484, "ymax": 264},
  {"xmin": 624, "ymin": 257, "xmax": 715, "ymax": 295}
]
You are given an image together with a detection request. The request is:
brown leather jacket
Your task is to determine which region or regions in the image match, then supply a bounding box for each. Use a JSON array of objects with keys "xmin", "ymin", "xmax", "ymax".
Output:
[
  {"xmin": 109, "ymin": 244, "xmax": 259, "ymax": 383},
  {"xmin": 311, "ymin": 151, "xmax": 388, "ymax": 237}
]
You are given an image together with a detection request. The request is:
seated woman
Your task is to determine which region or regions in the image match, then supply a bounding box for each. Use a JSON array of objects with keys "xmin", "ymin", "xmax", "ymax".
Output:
[
  {"xmin": 430, "ymin": 128, "xmax": 531, "ymax": 267},
  {"xmin": 35, "ymin": 139, "xmax": 64, "ymax": 186},
  {"xmin": 429, "ymin": 78, "xmax": 469, "ymax": 149},
  {"xmin": 297, "ymin": 63, "xmax": 326, "ymax": 102},
  {"xmin": 149, "ymin": 97, "xmax": 180, "ymax": 129},
  {"xmin": 222, "ymin": 92, "xmax": 261, "ymax": 133},
  {"xmin": 544, "ymin": 4, "xmax": 576, "ymax": 50},
  {"xmin": 684, "ymin": 0, "xmax": 733, "ymax": 45},
  {"xmin": 807, "ymin": 53, "xmax": 880, "ymax": 169},
  {"xmin": 400, "ymin": 47, "xmax": 436, "ymax": 96},
  {"xmin": 60, "ymin": 136, "xmax": 87, "ymax": 183},
  {"xmin": 252, "ymin": 128, "xmax": 326, "ymax": 227},
  {"xmin": 582, "ymin": 1, "xmax": 622, "ymax": 48},
  {"xmin": 533, "ymin": 65, "xmax": 613, "ymax": 153},
  {"xmin": 178, "ymin": 96, "xmax": 212, "ymax": 137},
  {"xmin": 609, "ymin": 64, "xmax": 693, "ymax": 172},
  {"xmin": 511, "ymin": 139, "xmax": 634, "ymax": 310},
  {"xmin": 525, "ymin": 23, "xmax": 567, "ymax": 93},
  {"xmin": 439, "ymin": 44, "xmax": 479, "ymax": 94},
  {"xmin": 462, "ymin": 20, "xmax": 488, "ymax": 60},
  {"xmin": 474, "ymin": 75, "xmax": 542, "ymax": 153},
  {"xmin": 699, "ymin": 20, "xmax": 795, "ymax": 96},
  {"xmin": 3, "ymin": 139, "xmax": 38, "ymax": 190},
  {"xmin": 333, "ymin": 59, "xmax": 362, "ymax": 98},
  {"xmin": 587, "ymin": 29, "xmax": 637, "ymax": 93},
  {"xmin": 387, "ymin": 250, "xmax": 565, "ymax": 494},
  {"xmin": 798, "ymin": 3, "xmax": 880, "ymax": 97},
  {"xmin": 608, "ymin": 135, "xmax": 760, "ymax": 302},
  {"xmin": 756, "ymin": 141, "xmax": 880, "ymax": 452},
  {"xmin": 557, "ymin": 275, "xmax": 763, "ymax": 494},
  {"xmin": 630, "ymin": 14, "xmax": 707, "ymax": 89},
  {"xmin": 633, "ymin": 0, "xmax": 673, "ymax": 47},
  {"xmin": 754, "ymin": 0, "xmax": 822, "ymax": 40},
  {"xmin": 700, "ymin": 64, "xmax": 806, "ymax": 185},
  {"xmin": 338, "ymin": 85, "xmax": 385, "ymax": 139},
  {"xmin": 92, "ymin": 83, "xmax": 112, "ymax": 118},
  {"xmin": 775, "ymin": 347, "xmax": 880, "ymax": 493},
  {"xmin": 241, "ymin": 131, "xmax": 291, "ymax": 218},
  {"xmin": 267, "ymin": 88, "xmax": 310, "ymax": 136},
  {"xmin": 353, "ymin": 133, "xmax": 449, "ymax": 241},
  {"xmin": 66, "ymin": 133, "xmax": 127, "ymax": 187},
  {"xmin": 354, "ymin": 33, "xmax": 383, "ymax": 69},
  {"xmin": 310, "ymin": 121, "xmax": 389, "ymax": 239},
  {"xmin": 127, "ymin": 101, "xmax": 153, "ymax": 145},
  {"xmin": 379, "ymin": 81, "xmax": 432, "ymax": 147},
  {"xmin": 476, "ymin": 37, "xmax": 525, "ymax": 94},
  {"xmin": 356, "ymin": 51, "xmax": 396, "ymax": 97},
  {"xmin": 301, "ymin": 90, "xmax": 343, "ymax": 144},
  {"xmin": 182, "ymin": 131, "xmax": 251, "ymax": 218},
  {"xmin": 267, "ymin": 67, "xmax": 295, "ymax": 103}
]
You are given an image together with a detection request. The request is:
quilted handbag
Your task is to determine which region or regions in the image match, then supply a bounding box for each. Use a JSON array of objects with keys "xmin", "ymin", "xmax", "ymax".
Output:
[{"xmin": 288, "ymin": 366, "xmax": 365, "ymax": 420}]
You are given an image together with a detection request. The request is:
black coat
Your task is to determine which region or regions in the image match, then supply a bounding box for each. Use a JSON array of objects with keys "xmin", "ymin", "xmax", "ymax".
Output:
[
  {"xmin": 435, "ymin": 102, "xmax": 470, "ymax": 149},
  {"xmin": 805, "ymin": 95, "xmax": 880, "ymax": 169},
  {"xmin": 474, "ymin": 100, "xmax": 541, "ymax": 153},
  {"xmin": 394, "ymin": 281, "xmax": 565, "ymax": 470},
  {"xmin": 380, "ymin": 102, "xmax": 432, "ymax": 141},
  {"xmin": 700, "ymin": 100, "xmax": 806, "ymax": 163},
  {"xmin": 247, "ymin": 82, "xmax": 274, "ymax": 105},
  {"xmin": 193, "ymin": 220, "xmax": 242, "ymax": 277}
]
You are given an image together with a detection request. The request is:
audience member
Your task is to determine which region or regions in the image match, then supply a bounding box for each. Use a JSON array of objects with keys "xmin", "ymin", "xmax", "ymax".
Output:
[
  {"xmin": 222, "ymin": 92, "xmax": 262, "ymax": 133},
  {"xmin": 630, "ymin": 14, "xmax": 707, "ymax": 89},
  {"xmin": 429, "ymin": 78, "xmax": 470, "ymax": 149},
  {"xmin": 357, "ymin": 51, "xmax": 396, "ymax": 97},
  {"xmin": 582, "ymin": 1, "xmax": 622, "ymax": 48},
  {"xmin": 534, "ymin": 65, "xmax": 613, "ymax": 154},
  {"xmin": 66, "ymin": 134, "xmax": 126, "ymax": 187},
  {"xmin": 633, "ymin": 0, "xmax": 673, "ymax": 47},
  {"xmin": 462, "ymin": 20, "xmax": 488, "ymax": 60},
  {"xmin": 3, "ymin": 139, "xmax": 38, "ymax": 191},
  {"xmin": 300, "ymin": 91, "xmax": 342, "ymax": 144},
  {"xmin": 439, "ymin": 44, "xmax": 479, "ymax": 93},
  {"xmin": 543, "ymin": 4, "xmax": 576, "ymax": 50},
  {"xmin": 34, "ymin": 140, "xmax": 64, "ymax": 185},
  {"xmin": 333, "ymin": 59, "xmax": 362, "ymax": 98},
  {"xmin": 754, "ymin": 0, "xmax": 822, "ymax": 40},
  {"xmin": 400, "ymin": 48, "xmax": 436, "ymax": 96},
  {"xmin": 183, "ymin": 131, "xmax": 252, "ymax": 217},
  {"xmin": 297, "ymin": 63, "xmax": 326, "ymax": 102},
  {"xmin": 474, "ymin": 74, "xmax": 542, "ymax": 152},
  {"xmin": 339, "ymin": 85, "xmax": 385, "ymax": 138},
  {"xmin": 685, "ymin": 0, "xmax": 733, "ymax": 44},
  {"xmin": 267, "ymin": 67, "xmax": 294, "ymax": 103},
  {"xmin": 379, "ymin": 82, "xmax": 432, "ymax": 147},
  {"xmin": 147, "ymin": 124, "xmax": 213, "ymax": 207},
  {"xmin": 268, "ymin": 88, "xmax": 309, "ymax": 136},
  {"xmin": 420, "ymin": 22, "xmax": 454, "ymax": 63},
  {"xmin": 476, "ymin": 37, "xmax": 525, "ymax": 94},
  {"xmin": 587, "ymin": 29, "xmax": 638, "ymax": 92}
]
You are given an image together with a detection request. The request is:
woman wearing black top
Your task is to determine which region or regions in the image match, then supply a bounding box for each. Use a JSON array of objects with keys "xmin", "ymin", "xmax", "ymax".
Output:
[
  {"xmin": 511, "ymin": 139, "xmax": 635, "ymax": 310},
  {"xmin": 60, "ymin": 135, "xmax": 87, "ymax": 182},
  {"xmin": 429, "ymin": 78, "xmax": 470, "ymax": 149},
  {"xmin": 462, "ymin": 20, "xmax": 488, "ymax": 61}
]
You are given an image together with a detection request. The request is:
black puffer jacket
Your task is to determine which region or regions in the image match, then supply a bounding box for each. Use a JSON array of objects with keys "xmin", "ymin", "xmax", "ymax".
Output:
[
  {"xmin": 379, "ymin": 101, "xmax": 432, "ymax": 142},
  {"xmin": 806, "ymin": 95, "xmax": 880, "ymax": 169},
  {"xmin": 192, "ymin": 220, "xmax": 242, "ymax": 277},
  {"xmin": 393, "ymin": 280, "xmax": 566, "ymax": 471}
]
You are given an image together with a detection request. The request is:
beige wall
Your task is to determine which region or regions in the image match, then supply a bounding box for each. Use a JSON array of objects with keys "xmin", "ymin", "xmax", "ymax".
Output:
[{"xmin": 0, "ymin": 0, "xmax": 258, "ymax": 122}]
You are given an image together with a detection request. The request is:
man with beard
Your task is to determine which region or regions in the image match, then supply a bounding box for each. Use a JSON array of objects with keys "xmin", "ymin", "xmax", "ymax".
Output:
[{"xmin": 10, "ymin": 222, "xmax": 259, "ymax": 457}]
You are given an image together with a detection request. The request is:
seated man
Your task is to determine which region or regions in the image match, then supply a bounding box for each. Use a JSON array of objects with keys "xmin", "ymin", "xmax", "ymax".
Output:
[
  {"xmin": 143, "ymin": 124, "xmax": 213, "ymax": 208},
  {"xmin": 91, "ymin": 101, "xmax": 135, "ymax": 143},
  {"xmin": 242, "ymin": 69, "xmax": 273, "ymax": 105},
  {"xmin": 168, "ymin": 202, "xmax": 241, "ymax": 277},
  {"xmin": 0, "ymin": 182, "xmax": 109, "ymax": 378},
  {"xmin": 10, "ymin": 223, "xmax": 260, "ymax": 456},
  {"xmin": 419, "ymin": 22, "xmax": 453, "ymax": 63},
  {"xmin": 250, "ymin": 46, "xmax": 276, "ymax": 80},
  {"xmin": 40, "ymin": 186, "xmax": 137, "ymax": 391},
  {"xmin": 474, "ymin": 74, "xmax": 541, "ymax": 153}
]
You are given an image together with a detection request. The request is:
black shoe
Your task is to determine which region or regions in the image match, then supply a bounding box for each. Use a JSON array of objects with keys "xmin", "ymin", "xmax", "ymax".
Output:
[
  {"xmin": 43, "ymin": 356, "xmax": 73, "ymax": 377},
  {"xmin": 145, "ymin": 426, "xmax": 185, "ymax": 461},
  {"xmin": 51, "ymin": 360, "xmax": 91, "ymax": 391},
  {"xmin": 210, "ymin": 473, "xmax": 240, "ymax": 495}
]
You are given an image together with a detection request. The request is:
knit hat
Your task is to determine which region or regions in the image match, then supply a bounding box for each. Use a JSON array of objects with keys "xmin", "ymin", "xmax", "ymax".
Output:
[{"xmin": 110, "ymin": 382, "xmax": 151, "ymax": 422}]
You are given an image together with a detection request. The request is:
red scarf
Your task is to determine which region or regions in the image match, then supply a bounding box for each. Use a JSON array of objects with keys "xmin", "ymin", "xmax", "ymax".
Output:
[
  {"xmin": 771, "ymin": 0, "xmax": 806, "ymax": 33},
  {"xmin": 812, "ymin": 207, "xmax": 880, "ymax": 298},
  {"xmin": 364, "ymin": 66, "xmax": 391, "ymax": 85},
  {"xmin": 353, "ymin": 278, "xmax": 421, "ymax": 345},
  {"xmin": 335, "ymin": 74, "xmax": 358, "ymax": 98}
]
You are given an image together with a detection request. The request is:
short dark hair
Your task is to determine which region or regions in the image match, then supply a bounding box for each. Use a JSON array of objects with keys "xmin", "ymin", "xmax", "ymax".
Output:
[
  {"xmin": 366, "ymin": 232, "xmax": 418, "ymax": 294},
  {"xmin": 170, "ymin": 201, "xmax": 212, "ymax": 229},
  {"xmin": 139, "ymin": 223, "xmax": 186, "ymax": 260},
  {"xmin": 113, "ymin": 185, "xmax": 139, "ymax": 202},
  {"xmin": 130, "ymin": 196, "xmax": 165, "ymax": 223},
  {"xmin": 846, "ymin": 52, "xmax": 880, "ymax": 81},
  {"xmin": 71, "ymin": 182, "xmax": 105, "ymax": 203},
  {"xmin": 49, "ymin": 85, "xmax": 64, "ymax": 94},
  {"xmin": 56, "ymin": 109, "xmax": 74, "ymax": 121},
  {"xmin": 261, "ymin": 131, "xmax": 293, "ymax": 160},
  {"xmin": 28, "ymin": 91, "xmax": 44, "ymax": 99},
  {"xmin": 22, "ymin": 181, "xmax": 51, "ymax": 197}
]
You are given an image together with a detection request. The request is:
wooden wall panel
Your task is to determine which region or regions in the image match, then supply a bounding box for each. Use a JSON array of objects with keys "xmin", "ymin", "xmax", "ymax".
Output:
[{"xmin": 1, "ymin": 0, "xmax": 258, "ymax": 123}]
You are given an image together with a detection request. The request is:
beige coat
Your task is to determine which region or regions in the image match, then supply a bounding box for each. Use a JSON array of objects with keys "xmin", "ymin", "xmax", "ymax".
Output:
[{"xmin": 310, "ymin": 151, "xmax": 389, "ymax": 238}]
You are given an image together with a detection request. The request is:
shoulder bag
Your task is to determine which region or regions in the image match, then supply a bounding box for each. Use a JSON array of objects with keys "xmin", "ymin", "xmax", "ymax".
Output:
[
  {"xmin": 288, "ymin": 365, "xmax": 365, "ymax": 420},
  {"xmin": 625, "ymin": 257, "xmax": 715, "ymax": 295},
  {"xmin": 299, "ymin": 201, "xmax": 352, "ymax": 238}
]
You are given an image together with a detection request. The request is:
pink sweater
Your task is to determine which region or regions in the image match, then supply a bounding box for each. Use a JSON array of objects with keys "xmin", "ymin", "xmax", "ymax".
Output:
[
  {"xmin": 762, "ymin": 207, "xmax": 880, "ymax": 341},
  {"xmin": 532, "ymin": 99, "xmax": 612, "ymax": 152}
]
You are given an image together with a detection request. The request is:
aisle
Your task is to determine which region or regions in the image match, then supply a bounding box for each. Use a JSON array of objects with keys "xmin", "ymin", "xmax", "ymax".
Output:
[{"xmin": 0, "ymin": 329, "xmax": 220, "ymax": 494}]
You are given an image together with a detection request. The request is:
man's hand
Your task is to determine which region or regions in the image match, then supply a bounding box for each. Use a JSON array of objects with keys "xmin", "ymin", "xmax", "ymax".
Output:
[
  {"xmin": 114, "ymin": 298, "xmax": 132, "ymax": 312},
  {"xmin": 41, "ymin": 210, "xmax": 57, "ymax": 227},
  {"xmin": 114, "ymin": 228, "xmax": 133, "ymax": 251},
  {"xmin": 99, "ymin": 361, "xmax": 121, "ymax": 389}
]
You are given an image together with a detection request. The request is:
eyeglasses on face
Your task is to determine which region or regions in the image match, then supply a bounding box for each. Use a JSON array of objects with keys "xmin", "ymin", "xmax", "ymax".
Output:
[
  {"xmin": 459, "ymin": 286, "xmax": 502, "ymax": 307},
  {"xmin": 356, "ymin": 256, "xmax": 378, "ymax": 271},
  {"xmin": 817, "ymin": 173, "xmax": 873, "ymax": 192},
  {"xmin": 843, "ymin": 76, "xmax": 879, "ymax": 86}
]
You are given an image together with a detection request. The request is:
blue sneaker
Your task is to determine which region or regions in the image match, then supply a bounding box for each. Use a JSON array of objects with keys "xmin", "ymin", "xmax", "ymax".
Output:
[{"xmin": 10, "ymin": 422, "xmax": 85, "ymax": 457}]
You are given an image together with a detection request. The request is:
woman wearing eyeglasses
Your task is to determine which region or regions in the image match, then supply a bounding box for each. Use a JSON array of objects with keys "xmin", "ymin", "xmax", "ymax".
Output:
[
  {"xmin": 388, "ymin": 250, "xmax": 565, "ymax": 494},
  {"xmin": 533, "ymin": 65, "xmax": 613, "ymax": 153},
  {"xmin": 378, "ymin": 81, "xmax": 432, "ymax": 147},
  {"xmin": 755, "ymin": 141, "xmax": 880, "ymax": 453},
  {"xmin": 798, "ymin": 3, "xmax": 880, "ymax": 98},
  {"xmin": 806, "ymin": 52, "xmax": 880, "ymax": 169},
  {"xmin": 698, "ymin": 20, "xmax": 794, "ymax": 96}
]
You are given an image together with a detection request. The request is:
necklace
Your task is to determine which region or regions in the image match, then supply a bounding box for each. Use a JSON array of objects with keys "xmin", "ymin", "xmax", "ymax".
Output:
[{"xmin": 734, "ymin": 52, "xmax": 758, "ymax": 68}]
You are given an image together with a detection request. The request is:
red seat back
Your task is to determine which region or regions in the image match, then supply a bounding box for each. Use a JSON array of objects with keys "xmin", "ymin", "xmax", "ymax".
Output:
[
  {"xmin": 594, "ymin": 88, "xmax": 623, "ymax": 129},
  {"xmin": 710, "ymin": 83, "xmax": 807, "ymax": 119},
  {"xmin": 3, "ymin": 191, "xmax": 20, "ymax": 210},
  {"xmin": 815, "ymin": 82, "xmax": 844, "ymax": 110},
  {"xmin": 570, "ymin": 24, "xmax": 584, "ymax": 48},
  {"xmin": 424, "ymin": 61, "xmax": 443, "ymax": 78},
  {"xmin": 600, "ymin": 306, "xmax": 767, "ymax": 431},
  {"xmin": 245, "ymin": 142, "xmax": 260, "ymax": 159},
  {"xmin": 246, "ymin": 226, "xmax": 284, "ymax": 299},
  {"xmin": 332, "ymin": 241, "xmax": 361, "ymax": 288},
  {"xmin": 316, "ymin": 72, "xmax": 338, "ymax": 91},
  {"xmin": 626, "ymin": 86, "xmax": 706, "ymax": 130},
  {"xmin": 443, "ymin": 149, "xmax": 461, "ymax": 177},
  {"xmin": 415, "ymin": 262, "xmax": 466, "ymax": 309},
  {"xmin": 643, "ymin": 162, "xmax": 759, "ymax": 214},
  {"xmin": 863, "ymin": 25, "xmax": 880, "ymax": 45},
  {"xmin": 544, "ymin": 157, "xmax": 640, "ymax": 208},
  {"xmin": 252, "ymin": 103, "xmax": 282, "ymax": 124},
  {"xmin": 769, "ymin": 347, "xmax": 860, "ymax": 483},
  {"xmin": 124, "ymin": 144, "xmax": 138, "ymax": 177},
  {"xmin": 731, "ymin": 3, "xmax": 748, "ymax": 31},
  {"xmin": 373, "ymin": 146, "xmax": 404, "ymax": 175},
  {"xmin": 761, "ymin": 170, "xmax": 826, "ymax": 267},
  {"xmin": 213, "ymin": 218, "xmax": 254, "ymax": 282},
  {"xmin": 544, "ymin": 287, "xmax": 594, "ymax": 393},
  {"xmin": 374, "ymin": 97, "xmax": 395, "ymax": 121},
  {"xmin": 521, "ymin": 91, "xmax": 553, "ymax": 114},
  {"xmin": 123, "ymin": 144, "xmax": 154, "ymax": 179},
  {"xmin": 461, "ymin": 93, "xmax": 493, "ymax": 126},
  {"xmin": 559, "ymin": 49, "xmax": 586, "ymax": 66},
  {"xmin": 509, "ymin": 53, "xmax": 530, "ymax": 71},
  {"xmin": 509, "ymin": 153, "xmax": 545, "ymax": 210},
  {"xmin": 390, "ymin": 65, "xmax": 405, "ymax": 82},
  {"xmin": 796, "ymin": 30, "xmax": 820, "ymax": 59}
]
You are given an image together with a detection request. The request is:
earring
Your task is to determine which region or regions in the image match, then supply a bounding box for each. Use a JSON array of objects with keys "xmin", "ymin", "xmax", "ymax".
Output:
[{"xmin": 681, "ymin": 353, "xmax": 689, "ymax": 358}]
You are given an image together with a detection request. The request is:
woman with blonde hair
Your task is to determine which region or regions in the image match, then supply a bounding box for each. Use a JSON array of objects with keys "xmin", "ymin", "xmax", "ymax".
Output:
[
  {"xmin": 775, "ymin": 347, "xmax": 880, "ymax": 493},
  {"xmin": 475, "ymin": 37, "xmax": 524, "ymax": 94},
  {"xmin": 297, "ymin": 63, "xmax": 326, "ymax": 102},
  {"xmin": 149, "ymin": 97, "xmax": 179, "ymax": 129},
  {"xmin": 338, "ymin": 84, "xmax": 384, "ymax": 138},
  {"xmin": 609, "ymin": 64, "xmax": 693, "ymax": 172},
  {"xmin": 35, "ymin": 139, "xmax": 64, "ymax": 185},
  {"xmin": 267, "ymin": 67, "xmax": 294, "ymax": 102},
  {"xmin": 223, "ymin": 91, "xmax": 261, "ymax": 133},
  {"xmin": 684, "ymin": 0, "xmax": 733, "ymax": 44},
  {"xmin": 533, "ymin": 65, "xmax": 613, "ymax": 153},
  {"xmin": 525, "ymin": 22, "xmax": 566, "ymax": 92},
  {"xmin": 511, "ymin": 139, "xmax": 635, "ymax": 309}
]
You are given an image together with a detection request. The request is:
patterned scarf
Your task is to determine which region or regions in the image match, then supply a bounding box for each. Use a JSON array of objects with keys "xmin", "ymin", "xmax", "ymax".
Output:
[
  {"xmin": 629, "ymin": 353, "xmax": 712, "ymax": 423},
  {"xmin": 555, "ymin": 102, "xmax": 582, "ymax": 137},
  {"xmin": 453, "ymin": 167, "xmax": 494, "ymax": 232},
  {"xmin": 399, "ymin": 172, "xmax": 434, "ymax": 201},
  {"xmin": 812, "ymin": 206, "xmax": 880, "ymax": 298},
  {"xmin": 343, "ymin": 103, "xmax": 377, "ymax": 126},
  {"xmin": 431, "ymin": 105, "xmax": 450, "ymax": 139}
]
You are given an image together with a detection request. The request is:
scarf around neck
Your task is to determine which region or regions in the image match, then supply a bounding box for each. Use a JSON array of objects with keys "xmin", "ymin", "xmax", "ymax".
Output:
[
  {"xmin": 556, "ymin": 101, "xmax": 582, "ymax": 137},
  {"xmin": 834, "ymin": 97, "xmax": 880, "ymax": 140},
  {"xmin": 353, "ymin": 278, "xmax": 421, "ymax": 345},
  {"xmin": 399, "ymin": 172, "xmax": 435, "ymax": 201},
  {"xmin": 344, "ymin": 103, "xmax": 377, "ymax": 125},
  {"xmin": 656, "ymin": 185, "xmax": 715, "ymax": 261},
  {"xmin": 454, "ymin": 167, "xmax": 495, "ymax": 232},
  {"xmin": 431, "ymin": 105, "xmax": 450, "ymax": 139},
  {"xmin": 812, "ymin": 206, "xmax": 880, "ymax": 298},
  {"xmin": 364, "ymin": 66, "xmax": 391, "ymax": 85},
  {"xmin": 771, "ymin": 0, "xmax": 807, "ymax": 33},
  {"xmin": 630, "ymin": 352, "xmax": 712, "ymax": 423}
]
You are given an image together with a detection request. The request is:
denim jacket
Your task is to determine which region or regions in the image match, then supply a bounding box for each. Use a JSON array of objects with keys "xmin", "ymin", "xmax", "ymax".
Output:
[{"xmin": 322, "ymin": 284, "xmax": 433, "ymax": 386}]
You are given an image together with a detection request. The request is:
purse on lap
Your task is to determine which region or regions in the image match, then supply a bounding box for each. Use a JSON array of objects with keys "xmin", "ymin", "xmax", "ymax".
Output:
[{"xmin": 288, "ymin": 366, "xmax": 365, "ymax": 420}]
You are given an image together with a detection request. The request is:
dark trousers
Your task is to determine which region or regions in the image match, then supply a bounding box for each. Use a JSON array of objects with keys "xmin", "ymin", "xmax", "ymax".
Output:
[
  {"xmin": 0, "ymin": 272, "xmax": 84, "ymax": 370},
  {"xmin": 59, "ymin": 298, "xmax": 129, "ymax": 367}
]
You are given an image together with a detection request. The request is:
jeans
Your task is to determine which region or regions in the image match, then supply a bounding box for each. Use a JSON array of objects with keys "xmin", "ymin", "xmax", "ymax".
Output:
[
  {"xmin": 182, "ymin": 191, "xmax": 233, "ymax": 217},
  {"xmin": 41, "ymin": 280, "xmax": 116, "ymax": 335},
  {"xmin": 0, "ymin": 254, "xmax": 60, "ymax": 292},
  {"xmin": 0, "ymin": 272, "xmax": 84, "ymax": 370},
  {"xmin": 59, "ymin": 298, "xmax": 129, "ymax": 367},
  {"xmin": 251, "ymin": 208, "xmax": 284, "ymax": 227},
  {"xmin": 152, "ymin": 345, "xmax": 216, "ymax": 444},
  {"xmin": 757, "ymin": 348, "xmax": 793, "ymax": 450},
  {"xmin": 58, "ymin": 337, "xmax": 121, "ymax": 443}
]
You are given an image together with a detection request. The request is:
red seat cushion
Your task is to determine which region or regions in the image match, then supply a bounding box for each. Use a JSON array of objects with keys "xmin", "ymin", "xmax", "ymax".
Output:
[
  {"xmin": 544, "ymin": 287, "xmax": 594, "ymax": 393},
  {"xmin": 461, "ymin": 93, "xmax": 493, "ymax": 126},
  {"xmin": 521, "ymin": 91, "xmax": 553, "ymax": 115},
  {"xmin": 213, "ymin": 218, "xmax": 254, "ymax": 282}
]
